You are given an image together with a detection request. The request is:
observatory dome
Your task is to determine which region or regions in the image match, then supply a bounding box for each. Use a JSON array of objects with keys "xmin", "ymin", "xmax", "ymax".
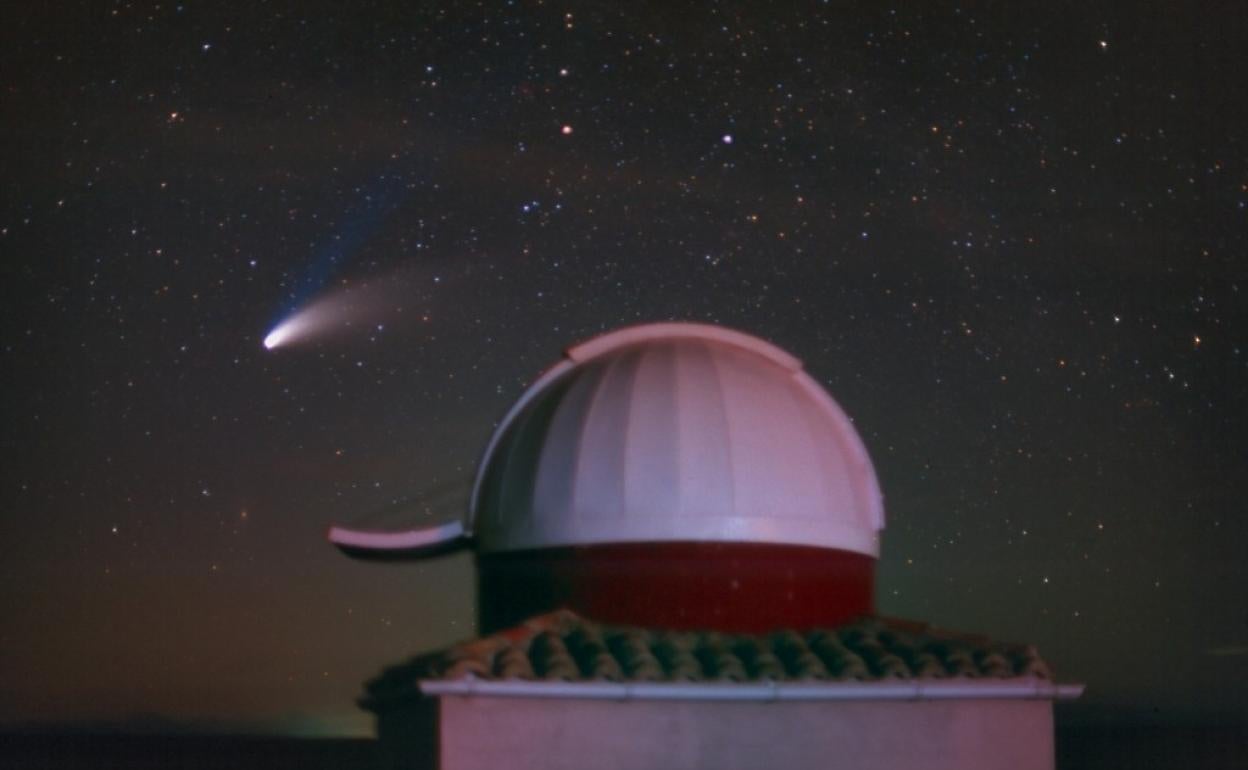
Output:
[{"xmin": 470, "ymin": 323, "xmax": 884, "ymax": 557}]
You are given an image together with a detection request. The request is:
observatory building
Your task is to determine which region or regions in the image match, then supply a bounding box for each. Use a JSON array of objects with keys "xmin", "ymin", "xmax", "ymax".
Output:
[{"xmin": 331, "ymin": 323, "xmax": 1082, "ymax": 770}]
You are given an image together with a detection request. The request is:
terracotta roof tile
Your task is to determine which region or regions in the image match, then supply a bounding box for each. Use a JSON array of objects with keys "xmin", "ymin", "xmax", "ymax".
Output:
[{"xmin": 363, "ymin": 610, "xmax": 1055, "ymax": 708}]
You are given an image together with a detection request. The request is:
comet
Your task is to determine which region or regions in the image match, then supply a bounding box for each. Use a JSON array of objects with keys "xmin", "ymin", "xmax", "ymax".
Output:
[
  {"xmin": 263, "ymin": 292, "xmax": 362, "ymax": 350},
  {"xmin": 264, "ymin": 314, "xmax": 315, "ymax": 349},
  {"xmin": 262, "ymin": 272, "xmax": 429, "ymax": 350},
  {"xmin": 263, "ymin": 299, "xmax": 346, "ymax": 350}
]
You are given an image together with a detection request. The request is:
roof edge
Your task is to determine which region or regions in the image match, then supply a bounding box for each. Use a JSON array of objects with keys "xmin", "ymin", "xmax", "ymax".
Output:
[{"xmin": 417, "ymin": 678, "xmax": 1085, "ymax": 702}]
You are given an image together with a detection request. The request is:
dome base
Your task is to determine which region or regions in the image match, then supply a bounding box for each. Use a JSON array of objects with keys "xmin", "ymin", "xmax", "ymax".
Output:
[{"xmin": 477, "ymin": 542, "xmax": 875, "ymax": 634}]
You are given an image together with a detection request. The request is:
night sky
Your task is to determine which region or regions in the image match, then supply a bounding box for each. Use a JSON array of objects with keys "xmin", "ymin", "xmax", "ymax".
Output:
[{"xmin": 3, "ymin": 1, "xmax": 1246, "ymax": 737}]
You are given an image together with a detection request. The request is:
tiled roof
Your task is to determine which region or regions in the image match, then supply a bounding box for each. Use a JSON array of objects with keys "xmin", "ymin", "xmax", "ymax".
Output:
[{"xmin": 363, "ymin": 611, "xmax": 1054, "ymax": 708}]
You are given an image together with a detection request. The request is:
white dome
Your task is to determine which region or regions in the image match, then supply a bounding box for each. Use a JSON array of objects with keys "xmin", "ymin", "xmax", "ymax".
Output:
[{"xmin": 470, "ymin": 323, "xmax": 884, "ymax": 556}]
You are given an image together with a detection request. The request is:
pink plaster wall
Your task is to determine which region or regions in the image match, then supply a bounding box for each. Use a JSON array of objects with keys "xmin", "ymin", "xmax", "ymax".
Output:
[{"xmin": 438, "ymin": 696, "xmax": 1055, "ymax": 770}]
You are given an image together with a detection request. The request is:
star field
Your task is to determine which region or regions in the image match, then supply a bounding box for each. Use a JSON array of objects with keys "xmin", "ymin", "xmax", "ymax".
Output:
[{"xmin": 2, "ymin": 1, "xmax": 1246, "ymax": 735}]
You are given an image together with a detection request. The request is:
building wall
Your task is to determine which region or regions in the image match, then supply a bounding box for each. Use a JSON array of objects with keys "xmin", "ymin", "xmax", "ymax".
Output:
[{"xmin": 439, "ymin": 696, "xmax": 1055, "ymax": 770}]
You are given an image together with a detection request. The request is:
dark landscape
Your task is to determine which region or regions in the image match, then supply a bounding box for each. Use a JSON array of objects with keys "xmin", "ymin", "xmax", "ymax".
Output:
[
  {"xmin": 3, "ymin": 719, "xmax": 1246, "ymax": 770},
  {"xmin": 0, "ymin": 735, "xmax": 376, "ymax": 770}
]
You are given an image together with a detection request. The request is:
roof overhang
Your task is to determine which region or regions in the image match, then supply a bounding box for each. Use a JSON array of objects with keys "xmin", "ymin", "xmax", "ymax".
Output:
[{"xmin": 418, "ymin": 678, "xmax": 1084, "ymax": 702}]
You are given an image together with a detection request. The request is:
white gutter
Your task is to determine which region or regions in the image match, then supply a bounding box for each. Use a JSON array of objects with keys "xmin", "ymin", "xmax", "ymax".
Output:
[{"xmin": 419, "ymin": 678, "xmax": 1084, "ymax": 702}]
